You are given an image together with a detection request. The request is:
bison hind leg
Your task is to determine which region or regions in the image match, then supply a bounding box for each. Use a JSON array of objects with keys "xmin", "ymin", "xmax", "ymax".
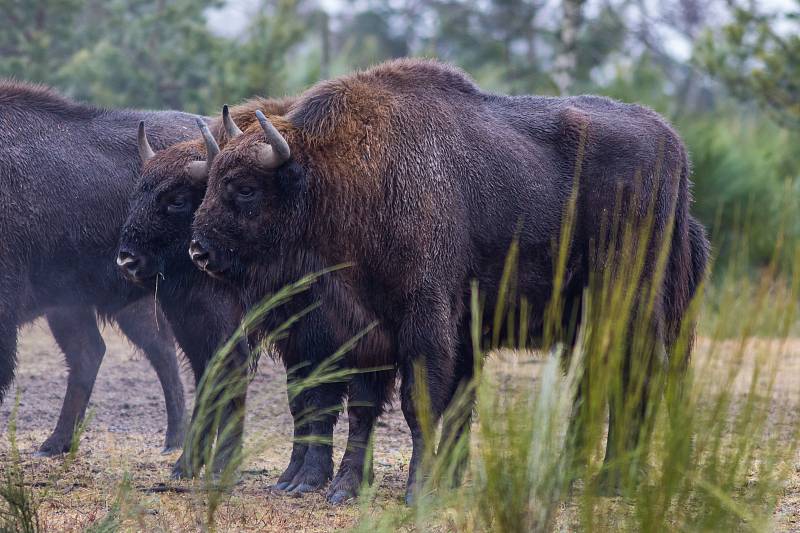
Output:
[
  {"xmin": 597, "ymin": 305, "xmax": 666, "ymax": 495},
  {"xmin": 36, "ymin": 307, "xmax": 105, "ymax": 457},
  {"xmin": 0, "ymin": 309, "xmax": 18, "ymax": 405}
]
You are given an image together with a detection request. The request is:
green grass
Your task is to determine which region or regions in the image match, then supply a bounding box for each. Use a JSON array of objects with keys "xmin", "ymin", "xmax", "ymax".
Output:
[
  {"xmin": 347, "ymin": 218, "xmax": 799, "ymax": 532},
  {"xmin": 2, "ymin": 187, "xmax": 797, "ymax": 533},
  {"xmin": 120, "ymin": 192, "xmax": 800, "ymax": 532},
  {"xmin": 0, "ymin": 395, "xmax": 40, "ymax": 533},
  {"xmin": 1, "ymin": 240, "xmax": 796, "ymax": 532}
]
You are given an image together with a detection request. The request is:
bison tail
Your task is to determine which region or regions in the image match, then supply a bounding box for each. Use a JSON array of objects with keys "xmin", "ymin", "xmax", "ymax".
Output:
[
  {"xmin": 663, "ymin": 163, "xmax": 710, "ymax": 356},
  {"xmin": 686, "ymin": 216, "xmax": 710, "ymax": 305}
]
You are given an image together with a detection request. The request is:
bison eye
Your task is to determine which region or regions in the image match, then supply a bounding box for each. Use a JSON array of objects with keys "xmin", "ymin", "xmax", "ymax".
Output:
[
  {"xmin": 236, "ymin": 186, "xmax": 255, "ymax": 201},
  {"xmin": 166, "ymin": 195, "xmax": 190, "ymax": 214}
]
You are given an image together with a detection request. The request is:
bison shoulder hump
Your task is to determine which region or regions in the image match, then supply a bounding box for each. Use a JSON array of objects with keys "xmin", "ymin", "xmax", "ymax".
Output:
[
  {"xmin": 287, "ymin": 59, "xmax": 480, "ymax": 141},
  {"xmin": 286, "ymin": 79, "xmax": 352, "ymax": 140},
  {"xmin": 365, "ymin": 58, "xmax": 481, "ymax": 96}
]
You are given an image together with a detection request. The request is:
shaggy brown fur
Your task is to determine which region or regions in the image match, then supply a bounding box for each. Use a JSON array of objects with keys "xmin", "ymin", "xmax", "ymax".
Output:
[
  {"xmin": 192, "ymin": 58, "xmax": 710, "ymax": 502},
  {"xmin": 121, "ymin": 96, "xmax": 397, "ymax": 498}
]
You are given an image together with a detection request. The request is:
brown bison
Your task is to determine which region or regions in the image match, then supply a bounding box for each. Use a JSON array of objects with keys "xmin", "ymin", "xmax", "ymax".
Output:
[
  {"xmin": 123, "ymin": 99, "xmax": 397, "ymax": 502},
  {"xmin": 190, "ymin": 59, "xmax": 709, "ymax": 502},
  {"xmin": 0, "ymin": 81, "xmax": 193, "ymax": 455}
]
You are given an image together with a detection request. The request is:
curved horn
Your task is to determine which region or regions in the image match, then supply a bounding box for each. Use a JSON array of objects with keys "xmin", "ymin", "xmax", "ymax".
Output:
[
  {"xmin": 186, "ymin": 118, "xmax": 221, "ymax": 182},
  {"xmin": 137, "ymin": 121, "xmax": 155, "ymax": 163},
  {"xmin": 222, "ymin": 104, "xmax": 243, "ymax": 139},
  {"xmin": 253, "ymin": 110, "xmax": 291, "ymax": 169},
  {"xmin": 197, "ymin": 118, "xmax": 220, "ymax": 162}
]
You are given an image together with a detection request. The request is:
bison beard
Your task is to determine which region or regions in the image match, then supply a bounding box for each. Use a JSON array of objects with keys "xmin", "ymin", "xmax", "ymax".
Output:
[{"xmin": 191, "ymin": 58, "xmax": 710, "ymax": 502}]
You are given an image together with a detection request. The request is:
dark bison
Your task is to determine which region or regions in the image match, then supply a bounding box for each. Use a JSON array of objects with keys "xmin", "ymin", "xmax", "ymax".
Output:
[
  {"xmin": 117, "ymin": 97, "xmax": 294, "ymax": 479},
  {"xmin": 123, "ymin": 100, "xmax": 397, "ymax": 503},
  {"xmin": 190, "ymin": 59, "xmax": 710, "ymax": 501},
  {"xmin": 0, "ymin": 81, "xmax": 194, "ymax": 454}
]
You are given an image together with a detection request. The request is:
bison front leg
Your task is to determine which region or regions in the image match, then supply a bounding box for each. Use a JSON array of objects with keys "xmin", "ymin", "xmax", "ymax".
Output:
[
  {"xmin": 113, "ymin": 301, "xmax": 186, "ymax": 453},
  {"xmin": 171, "ymin": 400, "xmax": 212, "ymax": 479},
  {"xmin": 273, "ymin": 387, "xmax": 310, "ymax": 490},
  {"xmin": 209, "ymin": 346, "xmax": 250, "ymax": 480},
  {"xmin": 326, "ymin": 371, "xmax": 394, "ymax": 504},
  {"xmin": 175, "ymin": 340, "xmax": 249, "ymax": 481},
  {"xmin": 36, "ymin": 307, "xmax": 105, "ymax": 456},
  {"xmin": 282, "ymin": 381, "xmax": 344, "ymax": 495}
]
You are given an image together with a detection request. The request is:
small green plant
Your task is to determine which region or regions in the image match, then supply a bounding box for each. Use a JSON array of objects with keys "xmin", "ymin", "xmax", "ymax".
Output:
[{"xmin": 0, "ymin": 394, "xmax": 40, "ymax": 533}]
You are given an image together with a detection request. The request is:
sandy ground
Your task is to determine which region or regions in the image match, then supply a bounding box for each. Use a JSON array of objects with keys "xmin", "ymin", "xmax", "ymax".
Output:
[
  {"xmin": 0, "ymin": 322, "xmax": 798, "ymax": 531},
  {"xmin": 0, "ymin": 321, "xmax": 411, "ymax": 532}
]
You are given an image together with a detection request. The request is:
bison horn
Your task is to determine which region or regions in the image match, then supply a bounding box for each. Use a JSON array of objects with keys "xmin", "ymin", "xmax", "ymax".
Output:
[
  {"xmin": 222, "ymin": 104, "xmax": 243, "ymax": 139},
  {"xmin": 186, "ymin": 118, "xmax": 221, "ymax": 181},
  {"xmin": 137, "ymin": 121, "xmax": 155, "ymax": 163},
  {"xmin": 253, "ymin": 110, "xmax": 291, "ymax": 169}
]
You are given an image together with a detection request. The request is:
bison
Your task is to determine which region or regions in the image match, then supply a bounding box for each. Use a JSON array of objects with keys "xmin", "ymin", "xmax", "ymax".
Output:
[
  {"xmin": 123, "ymin": 100, "xmax": 397, "ymax": 502},
  {"xmin": 190, "ymin": 58, "xmax": 709, "ymax": 502},
  {"xmin": 117, "ymin": 97, "xmax": 294, "ymax": 479},
  {"xmin": 0, "ymin": 81, "xmax": 194, "ymax": 454}
]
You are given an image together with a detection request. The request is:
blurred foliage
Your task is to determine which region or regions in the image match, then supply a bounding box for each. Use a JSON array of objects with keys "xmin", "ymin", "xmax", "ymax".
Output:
[
  {"xmin": 0, "ymin": 0, "xmax": 797, "ymax": 271},
  {"xmin": 697, "ymin": 0, "xmax": 800, "ymax": 129},
  {"xmin": 0, "ymin": 0, "xmax": 315, "ymax": 113}
]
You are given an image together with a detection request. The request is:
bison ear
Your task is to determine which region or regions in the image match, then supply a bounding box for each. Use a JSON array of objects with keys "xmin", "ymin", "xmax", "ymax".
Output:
[{"xmin": 276, "ymin": 160, "xmax": 307, "ymax": 197}]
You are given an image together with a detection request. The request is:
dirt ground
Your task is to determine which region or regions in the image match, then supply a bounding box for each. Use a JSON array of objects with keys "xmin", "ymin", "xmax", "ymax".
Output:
[{"xmin": 1, "ymin": 321, "xmax": 799, "ymax": 532}]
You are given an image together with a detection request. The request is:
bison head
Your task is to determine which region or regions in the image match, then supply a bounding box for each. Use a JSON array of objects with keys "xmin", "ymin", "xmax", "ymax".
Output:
[
  {"xmin": 117, "ymin": 117, "xmax": 225, "ymax": 284},
  {"xmin": 191, "ymin": 110, "xmax": 303, "ymax": 279}
]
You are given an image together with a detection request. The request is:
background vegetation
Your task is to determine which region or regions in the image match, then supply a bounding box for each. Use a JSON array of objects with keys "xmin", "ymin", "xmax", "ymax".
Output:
[
  {"xmin": 2, "ymin": 0, "xmax": 798, "ymax": 270},
  {"xmin": 1, "ymin": 1, "xmax": 799, "ymax": 531}
]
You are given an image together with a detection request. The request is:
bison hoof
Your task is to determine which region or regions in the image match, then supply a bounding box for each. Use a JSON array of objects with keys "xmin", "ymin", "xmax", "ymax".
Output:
[
  {"xmin": 287, "ymin": 483, "xmax": 317, "ymax": 495},
  {"xmin": 272, "ymin": 456, "xmax": 307, "ymax": 491},
  {"xmin": 171, "ymin": 458, "xmax": 198, "ymax": 480},
  {"xmin": 595, "ymin": 469, "xmax": 622, "ymax": 497},
  {"xmin": 286, "ymin": 477, "xmax": 325, "ymax": 494},
  {"xmin": 163, "ymin": 432, "xmax": 185, "ymax": 453},
  {"xmin": 326, "ymin": 466, "xmax": 364, "ymax": 504},
  {"xmin": 170, "ymin": 468, "xmax": 189, "ymax": 480},
  {"xmin": 34, "ymin": 448, "xmax": 65, "ymax": 458},
  {"xmin": 285, "ymin": 464, "xmax": 332, "ymax": 495},
  {"xmin": 35, "ymin": 438, "xmax": 71, "ymax": 457},
  {"xmin": 161, "ymin": 445, "xmax": 181, "ymax": 455},
  {"xmin": 327, "ymin": 488, "xmax": 355, "ymax": 505},
  {"xmin": 404, "ymin": 482, "xmax": 423, "ymax": 506}
]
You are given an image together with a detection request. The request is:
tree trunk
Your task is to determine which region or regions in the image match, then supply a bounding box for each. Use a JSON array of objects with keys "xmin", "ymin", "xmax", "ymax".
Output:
[{"xmin": 552, "ymin": 0, "xmax": 586, "ymax": 96}]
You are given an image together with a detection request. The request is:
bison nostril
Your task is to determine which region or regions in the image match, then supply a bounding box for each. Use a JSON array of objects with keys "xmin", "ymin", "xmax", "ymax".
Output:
[
  {"xmin": 189, "ymin": 240, "xmax": 210, "ymax": 266},
  {"xmin": 116, "ymin": 249, "xmax": 139, "ymax": 270}
]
